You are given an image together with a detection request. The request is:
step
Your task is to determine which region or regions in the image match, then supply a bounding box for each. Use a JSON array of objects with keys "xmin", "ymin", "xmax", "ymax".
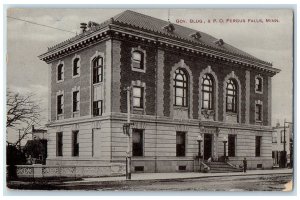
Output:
[{"xmin": 209, "ymin": 168, "xmax": 242, "ymax": 171}]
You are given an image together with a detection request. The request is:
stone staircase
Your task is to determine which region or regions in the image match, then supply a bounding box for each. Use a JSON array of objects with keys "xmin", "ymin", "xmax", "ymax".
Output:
[{"xmin": 204, "ymin": 161, "xmax": 243, "ymax": 173}]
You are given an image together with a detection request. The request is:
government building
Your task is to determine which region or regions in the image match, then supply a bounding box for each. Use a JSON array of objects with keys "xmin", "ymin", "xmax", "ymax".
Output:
[{"xmin": 39, "ymin": 10, "xmax": 280, "ymax": 173}]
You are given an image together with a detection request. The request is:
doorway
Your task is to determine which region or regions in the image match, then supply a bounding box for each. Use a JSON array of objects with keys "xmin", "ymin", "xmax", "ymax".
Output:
[{"xmin": 204, "ymin": 134, "xmax": 212, "ymax": 160}]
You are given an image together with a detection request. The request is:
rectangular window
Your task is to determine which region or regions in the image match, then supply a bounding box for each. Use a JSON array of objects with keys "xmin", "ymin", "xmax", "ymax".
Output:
[
  {"xmin": 72, "ymin": 131, "xmax": 79, "ymax": 157},
  {"xmin": 73, "ymin": 58, "xmax": 80, "ymax": 76},
  {"xmin": 56, "ymin": 132, "xmax": 63, "ymax": 156},
  {"xmin": 73, "ymin": 91, "xmax": 79, "ymax": 112},
  {"xmin": 255, "ymin": 136, "xmax": 262, "ymax": 157},
  {"xmin": 133, "ymin": 86, "xmax": 144, "ymax": 108},
  {"xmin": 93, "ymin": 100, "xmax": 103, "ymax": 116},
  {"xmin": 57, "ymin": 64, "xmax": 64, "ymax": 81},
  {"xmin": 255, "ymin": 77, "xmax": 263, "ymax": 92},
  {"xmin": 228, "ymin": 134, "xmax": 236, "ymax": 157},
  {"xmin": 132, "ymin": 129, "xmax": 143, "ymax": 157},
  {"xmin": 57, "ymin": 94, "xmax": 64, "ymax": 115},
  {"xmin": 176, "ymin": 132, "xmax": 186, "ymax": 157},
  {"xmin": 255, "ymin": 103, "xmax": 262, "ymax": 121}
]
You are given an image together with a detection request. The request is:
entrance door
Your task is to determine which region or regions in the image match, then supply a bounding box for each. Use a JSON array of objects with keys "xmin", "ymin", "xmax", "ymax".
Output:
[{"xmin": 204, "ymin": 134, "xmax": 212, "ymax": 160}]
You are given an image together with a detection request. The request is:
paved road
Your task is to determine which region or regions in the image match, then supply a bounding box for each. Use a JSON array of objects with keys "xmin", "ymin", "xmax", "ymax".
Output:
[{"xmin": 8, "ymin": 173, "xmax": 292, "ymax": 191}]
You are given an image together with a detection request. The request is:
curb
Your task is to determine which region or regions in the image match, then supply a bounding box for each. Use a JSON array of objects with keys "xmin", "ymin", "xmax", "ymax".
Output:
[{"xmin": 68, "ymin": 170, "xmax": 293, "ymax": 183}]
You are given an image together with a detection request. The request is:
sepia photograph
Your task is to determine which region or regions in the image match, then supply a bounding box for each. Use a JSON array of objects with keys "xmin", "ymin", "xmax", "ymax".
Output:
[{"xmin": 5, "ymin": 7, "xmax": 294, "ymax": 192}]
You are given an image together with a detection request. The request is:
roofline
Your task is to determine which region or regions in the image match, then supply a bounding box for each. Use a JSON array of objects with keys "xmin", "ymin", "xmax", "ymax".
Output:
[{"xmin": 39, "ymin": 24, "xmax": 280, "ymax": 75}]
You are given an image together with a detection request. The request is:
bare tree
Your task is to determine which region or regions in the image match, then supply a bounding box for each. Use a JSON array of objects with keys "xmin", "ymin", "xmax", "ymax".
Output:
[{"xmin": 6, "ymin": 89, "xmax": 42, "ymax": 147}]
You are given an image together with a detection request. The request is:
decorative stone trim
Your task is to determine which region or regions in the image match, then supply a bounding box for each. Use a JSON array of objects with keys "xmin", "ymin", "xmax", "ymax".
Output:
[
  {"xmin": 131, "ymin": 46, "xmax": 146, "ymax": 73},
  {"xmin": 56, "ymin": 125, "xmax": 63, "ymax": 132},
  {"xmin": 170, "ymin": 59, "xmax": 193, "ymax": 119},
  {"xmin": 157, "ymin": 49, "xmax": 165, "ymax": 117},
  {"xmin": 255, "ymin": 74, "xmax": 264, "ymax": 94},
  {"xmin": 56, "ymin": 90, "xmax": 64, "ymax": 120},
  {"xmin": 72, "ymin": 86, "xmax": 80, "ymax": 118},
  {"xmin": 56, "ymin": 60, "xmax": 64, "ymax": 83},
  {"xmin": 132, "ymin": 121, "xmax": 147, "ymax": 130},
  {"xmin": 175, "ymin": 124, "xmax": 189, "ymax": 132},
  {"xmin": 92, "ymin": 121, "xmax": 102, "ymax": 129},
  {"xmin": 198, "ymin": 65, "xmax": 219, "ymax": 121},
  {"xmin": 131, "ymin": 80, "xmax": 146, "ymax": 114},
  {"xmin": 223, "ymin": 71, "xmax": 242, "ymax": 123},
  {"xmin": 267, "ymin": 77, "xmax": 272, "ymax": 126},
  {"xmin": 71, "ymin": 123, "xmax": 80, "ymax": 131},
  {"xmin": 245, "ymin": 70, "xmax": 250, "ymax": 124},
  {"xmin": 72, "ymin": 54, "xmax": 81, "ymax": 78}
]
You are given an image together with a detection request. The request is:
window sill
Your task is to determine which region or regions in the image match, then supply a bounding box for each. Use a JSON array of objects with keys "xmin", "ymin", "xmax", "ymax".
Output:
[
  {"xmin": 226, "ymin": 112, "xmax": 237, "ymax": 116},
  {"xmin": 73, "ymin": 112, "xmax": 80, "ymax": 118},
  {"xmin": 131, "ymin": 67, "xmax": 146, "ymax": 73},
  {"xmin": 72, "ymin": 74, "xmax": 80, "ymax": 79},
  {"xmin": 56, "ymin": 79, "xmax": 64, "ymax": 83},
  {"xmin": 57, "ymin": 114, "xmax": 64, "ymax": 120},
  {"xmin": 174, "ymin": 106, "xmax": 188, "ymax": 110},
  {"xmin": 255, "ymin": 90, "xmax": 263, "ymax": 94},
  {"xmin": 93, "ymin": 82, "xmax": 104, "ymax": 86}
]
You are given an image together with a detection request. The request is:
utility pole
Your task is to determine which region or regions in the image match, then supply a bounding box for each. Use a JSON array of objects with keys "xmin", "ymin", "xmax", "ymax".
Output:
[
  {"xmin": 283, "ymin": 119, "xmax": 287, "ymax": 168},
  {"xmin": 127, "ymin": 87, "xmax": 131, "ymax": 180}
]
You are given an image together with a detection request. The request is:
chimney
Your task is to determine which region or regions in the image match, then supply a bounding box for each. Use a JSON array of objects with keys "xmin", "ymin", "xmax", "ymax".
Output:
[
  {"xmin": 80, "ymin": 23, "xmax": 87, "ymax": 33},
  {"xmin": 32, "ymin": 125, "xmax": 35, "ymax": 132}
]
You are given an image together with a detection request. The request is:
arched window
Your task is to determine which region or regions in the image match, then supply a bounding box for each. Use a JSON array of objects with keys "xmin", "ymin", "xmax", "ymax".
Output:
[
  {"xmin": 92, "ymin": 56, "xmax": 103, "ymax": 84},
  {"xmin": 174, "ymin": 68, "xmax": 188, "ymax": 107},
  {"xmin": 201, "ymin": 74, "xmax": 214, "ymax": 110},
  {"xmin": 226, "ymin": 79, "xmax": 237, "ymax": 113},
  {"xmin": 132, "ymin": 51, "xmax": 144, "ymax": 70}
]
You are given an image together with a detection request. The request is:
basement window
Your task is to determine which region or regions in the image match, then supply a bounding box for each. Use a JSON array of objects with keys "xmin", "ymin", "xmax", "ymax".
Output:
[
  {"xmin": 134, "ymin": 166, "xmax": 144, "ymax": 172},
  {"xmin": 178, "ymin": 166, "xmax": 186, "ymax": 171}
]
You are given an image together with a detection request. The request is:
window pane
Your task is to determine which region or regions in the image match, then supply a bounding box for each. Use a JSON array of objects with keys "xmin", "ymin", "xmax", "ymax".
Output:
[
  {"xmin": 203, "ymin": 101, "xmax": 209, "ymax": 109},
  {"xmin": 203, "ymin": 92, "xmax": 210, "ymax": 100},
  {"xmin": 176, "ymin": 88, "xmax": 183, "ymax": 97},
  {"xmin": 176, "ymin": 74, "xmax": 183, "ymax": 80},
  {"xmin": 133, "ymin": 98, "xmax": 141, "ymax": 107},
  {"xmin": 176, "ymin": 81, "xmax": 183, "ymax": 87},
  {"xmin": 133, "ymin": 52, "xmax": 141, "ymax": 61},
  {"xmin": 176, "ymin": 97, "xmax": 182, "ymax": 106},
  {"xmin": 133, "ymin": 87, "xmax": 141, "ymax": 97}
]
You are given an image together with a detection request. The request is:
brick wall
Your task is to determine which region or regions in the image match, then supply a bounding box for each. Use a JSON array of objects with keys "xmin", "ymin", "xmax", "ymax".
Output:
[
  {"xmin": 119, "ymin": 41, "xmax": 157, "ymax": 115},
  {"xmin": 50, "ymin": 42, "xmax": 107, "ymax": 121},
  {"xmin": 249, "ymin": 70, "xmax": 269, "ymax": 125}
]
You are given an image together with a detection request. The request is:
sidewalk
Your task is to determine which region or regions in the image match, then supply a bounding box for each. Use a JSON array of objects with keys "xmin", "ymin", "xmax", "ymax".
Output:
[{"xmin": 72, "ymin": 168, "xmax": 293, "ymax": 183}]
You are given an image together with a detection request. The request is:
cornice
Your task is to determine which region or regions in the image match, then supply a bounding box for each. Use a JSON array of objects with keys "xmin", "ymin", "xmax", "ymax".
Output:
[{"xmin": 39, "ymin": 24, "xmax": 280, "ymax": 75}]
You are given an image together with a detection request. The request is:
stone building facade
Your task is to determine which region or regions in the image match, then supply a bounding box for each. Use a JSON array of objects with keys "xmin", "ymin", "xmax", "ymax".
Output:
[{"xmin": 39, "ymin": 10, "xmax": 280, "ymax": 172}]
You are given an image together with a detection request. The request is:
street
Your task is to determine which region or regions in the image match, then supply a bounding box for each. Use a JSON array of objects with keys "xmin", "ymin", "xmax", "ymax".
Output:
[{"xmin": 7, "ymin": 173, "xmax": 292, "ymax": 191}]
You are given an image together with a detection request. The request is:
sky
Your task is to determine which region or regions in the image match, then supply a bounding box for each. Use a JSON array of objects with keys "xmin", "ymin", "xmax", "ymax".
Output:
[{"xmin": 6, "ymin": 8, "xmax": 293, "ymax": 143}]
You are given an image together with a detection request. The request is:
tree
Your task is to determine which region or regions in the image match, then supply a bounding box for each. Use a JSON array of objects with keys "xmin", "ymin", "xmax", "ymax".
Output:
[{"xmin": 6, "ymin": 89, "xmax": 42, "ymax": 147}]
